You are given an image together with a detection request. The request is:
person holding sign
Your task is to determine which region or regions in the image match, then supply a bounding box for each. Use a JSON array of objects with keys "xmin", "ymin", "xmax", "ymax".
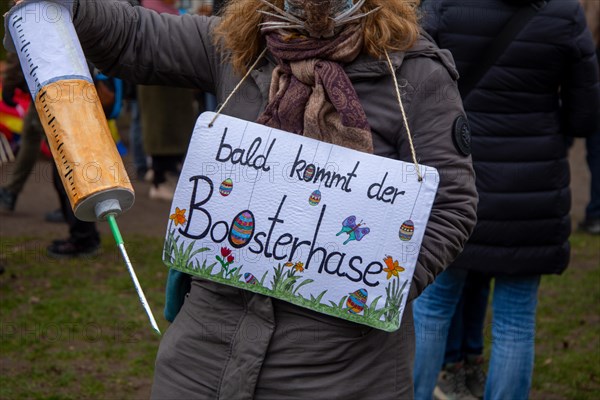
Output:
[{"xmin": 4, "ymin": 0, "xmax": 477, "ymax": 398}]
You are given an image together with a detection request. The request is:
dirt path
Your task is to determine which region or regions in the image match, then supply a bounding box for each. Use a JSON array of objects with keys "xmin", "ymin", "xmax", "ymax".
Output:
[
  {"xmin": 0, "ymin": 156, "xmax": 172, "ymax": 239},
  {"xmin": 0, "ymin": 139, "xmax": 591, "ymax": 239}
]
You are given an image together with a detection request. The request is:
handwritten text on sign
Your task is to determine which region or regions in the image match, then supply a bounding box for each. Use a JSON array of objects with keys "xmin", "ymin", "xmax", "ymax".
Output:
[{"xmin": 163, "ymin": 112, "xmax": 439, "ymax": 331}]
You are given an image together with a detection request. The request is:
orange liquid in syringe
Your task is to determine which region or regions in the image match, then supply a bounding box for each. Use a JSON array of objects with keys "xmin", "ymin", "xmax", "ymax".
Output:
[{"xmin": 34, "ymin": 80, "xmax": 133, "ymax": 215}]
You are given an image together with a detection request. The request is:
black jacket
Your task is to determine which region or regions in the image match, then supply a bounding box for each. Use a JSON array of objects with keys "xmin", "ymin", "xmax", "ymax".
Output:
[{"xmin": 422, "ymin": 0, "xmax": 600, "ymax": 275}]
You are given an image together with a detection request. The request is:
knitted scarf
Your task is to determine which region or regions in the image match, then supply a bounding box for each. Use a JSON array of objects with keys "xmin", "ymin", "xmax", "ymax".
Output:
[{"xmin": 257, "ymin": 23, "xmax": 374, "ymax": 153}]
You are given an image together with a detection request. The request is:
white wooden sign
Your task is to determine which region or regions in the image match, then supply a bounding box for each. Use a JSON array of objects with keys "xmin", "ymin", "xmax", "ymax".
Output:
[{"xmin": 163, "ymin": 112, "xmax": 439, "ymax": 331}]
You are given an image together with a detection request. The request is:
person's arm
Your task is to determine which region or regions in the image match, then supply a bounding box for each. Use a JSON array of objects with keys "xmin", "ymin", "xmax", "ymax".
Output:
[
  {"xmin": 72, "ymin": 0, "xmax": 221, "ymax": 92},
  {"xmin": 560, "ymin": 2, "xmax": 600, "ymax": 137},
  {"xmin": 400, "ymin": 59, "xmax": 478, "ymax": 300}
]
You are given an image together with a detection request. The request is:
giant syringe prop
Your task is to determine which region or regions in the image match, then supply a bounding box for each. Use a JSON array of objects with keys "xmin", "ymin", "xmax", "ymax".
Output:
[{"xmin": 6, "ymin": 1, "xmax": 161, "ymax": 335}]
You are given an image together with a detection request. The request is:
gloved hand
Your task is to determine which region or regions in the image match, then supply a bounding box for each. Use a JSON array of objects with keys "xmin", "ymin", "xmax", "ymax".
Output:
[{"xmin": 2, "ymin": 84, "xmax": 17, "ymax": 108}]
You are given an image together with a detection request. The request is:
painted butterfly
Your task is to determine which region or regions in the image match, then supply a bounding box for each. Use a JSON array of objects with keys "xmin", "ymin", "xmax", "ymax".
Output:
[{"xmin": 336, "ymin": 215, "xmax": 370, "ymax": 245}]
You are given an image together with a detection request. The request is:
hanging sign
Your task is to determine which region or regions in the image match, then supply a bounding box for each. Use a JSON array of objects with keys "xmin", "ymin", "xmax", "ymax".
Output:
[{"xmin": 163, "ymin": 112, "xmax": 439, "ymax": 331}]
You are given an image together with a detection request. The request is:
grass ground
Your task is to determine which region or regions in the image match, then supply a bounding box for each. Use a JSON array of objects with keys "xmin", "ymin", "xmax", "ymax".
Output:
[
  {"xmin": 0, "ymin": 235, "xmax": 167, "ymax": 400},
  {"xmin": 530, "ymin": 233, "xmax": 600, "ymax": 399},
  {"xmin": 0, "ymin": 233, "xmax": 598, "ymax": 399}
]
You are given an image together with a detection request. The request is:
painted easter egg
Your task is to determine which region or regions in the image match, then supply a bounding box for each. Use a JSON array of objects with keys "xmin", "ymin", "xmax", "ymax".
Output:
[
  {"xmin": 303, "ymin": 164, "xmax": 316, "ymax": 182},
  {"xmin": 219, "ymin": 178, "xmax": 233, "ymax": 197},
  {"xmin": 399, "ymin": 220, "xmax": 415, "ymax": 242},
  {"xmin": 308, "ymin": 189, "xmax": 322, "ymax": 206},
  {"xmin": 229, "ymin": 210, "xmax": 255, "ymax": 248},
  {"xmin": 244, "ymin": 272, "xmax": 258, "ymax": 285},
  {"xmin": 347, "ymin": 288, "xmax": 368, "ymax": 314}
]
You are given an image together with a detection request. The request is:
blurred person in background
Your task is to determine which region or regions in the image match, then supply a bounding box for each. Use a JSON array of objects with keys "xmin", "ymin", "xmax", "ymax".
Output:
[
  {"xmin": 414, "ymin": 1, "xmax": 600, "ymax": 399},
  {"xmin": 0, "ymin": 52, "xmax": 102, "ymax": 257},
  {"xmin": 2, "ymin": 0, "xmax": 139, "ymax": 257},
  {"xmin": 193, "ymin": 0, "xmax": 219, "ymax": 112},
  {"xmin": 138, "ymin": 0, "xmax": 198, "ymax": 202},
  {"xmin": 121, "ymin": 0, "xmax": 149, "ymax": 181},
  {"xmin": 0, "ymin": 52, "xmax": 45, "ymax": 213},
  {"xmin": 124, "ymin": 79, "xmax": 149, "ymax": 181}
]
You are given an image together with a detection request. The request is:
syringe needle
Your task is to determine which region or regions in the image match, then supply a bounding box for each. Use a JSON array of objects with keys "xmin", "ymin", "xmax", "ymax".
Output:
[{"xmin": 107, "ymin": 214, "xmax": 162, "ymax": 336}]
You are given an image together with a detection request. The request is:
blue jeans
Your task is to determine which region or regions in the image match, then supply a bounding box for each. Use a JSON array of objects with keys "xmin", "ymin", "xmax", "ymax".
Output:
[
  {"xmin": 444, "ymin": 271, "xmax": 491, "ymax": 364},
  {"xmin": 413, "ymin": 269, "xmax": 540, "ymax": 400}
]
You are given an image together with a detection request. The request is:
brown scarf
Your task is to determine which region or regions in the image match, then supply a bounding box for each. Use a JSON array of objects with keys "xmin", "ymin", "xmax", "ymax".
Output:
[{"xmin": 257, "ymin": 23, "xmax": 374, "ymax": 153}]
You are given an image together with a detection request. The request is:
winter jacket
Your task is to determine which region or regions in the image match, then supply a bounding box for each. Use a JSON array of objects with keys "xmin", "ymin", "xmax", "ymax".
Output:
[
  {"xmin": 69, "ymin": 0, "xmax": 478, "ymax": 299},
  {"xmin": 4, "ymin": 1, "xmax": 478, "ymax": 397},
  {"xmin": 422, "ymin": 0, "xmax": 600, "ymax": 276}
]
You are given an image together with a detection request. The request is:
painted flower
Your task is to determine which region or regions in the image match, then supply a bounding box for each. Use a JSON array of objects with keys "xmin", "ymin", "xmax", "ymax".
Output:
[
  {"xmin": 284, "ymin": 262, "xmax": 294, "ymax": 268},
  {"xmin": 221, "ymin": 247, "xmax": 232, "ymax": 258},
  {"xmin": 294, "ymin": 262, "xmax": 305, "ymax": 272},
  {"xmin": 216, "ymin": 247, "xmax": 236, "ymax": 277},
  {"xmin": 169, "ymin": 207, "xmax": 187, "ymax": 226},
  {"xmin": 383, "ymin": 255, "xmax": 405, "ymax": 280}
]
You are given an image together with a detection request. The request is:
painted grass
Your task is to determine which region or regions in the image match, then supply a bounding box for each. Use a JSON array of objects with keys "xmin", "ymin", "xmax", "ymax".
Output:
[
  {"xmin": 164, "ymin": 224, "xmax": 408, "ymax": 332},
  {"xmin": 164, "ymin": 228, "xmax": 403, "ymax": 332},
  {"xmin": 0, "ymin": 233, "xmax": 598, "ymax": 399}
]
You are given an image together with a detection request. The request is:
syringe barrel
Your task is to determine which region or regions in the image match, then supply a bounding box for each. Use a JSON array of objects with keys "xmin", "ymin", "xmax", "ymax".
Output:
[
  {"xmin": 35, "ymin": 81, "xmax": 134, "ymax": 221},
  {"xmin": 6, "ymin": 1, "xmax": 135, "ymax": 222}
]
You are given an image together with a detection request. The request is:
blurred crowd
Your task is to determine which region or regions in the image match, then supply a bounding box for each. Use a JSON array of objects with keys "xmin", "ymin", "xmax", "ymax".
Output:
[{"xmin": 0, "ymin": 0, "xmax": 225, "ymax": 258}]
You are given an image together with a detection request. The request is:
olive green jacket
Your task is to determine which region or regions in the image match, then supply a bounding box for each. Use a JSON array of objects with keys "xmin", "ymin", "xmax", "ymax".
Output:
[{"xmin": 69, "ymin": 1, "xmax": 477, "ymax": 299}]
